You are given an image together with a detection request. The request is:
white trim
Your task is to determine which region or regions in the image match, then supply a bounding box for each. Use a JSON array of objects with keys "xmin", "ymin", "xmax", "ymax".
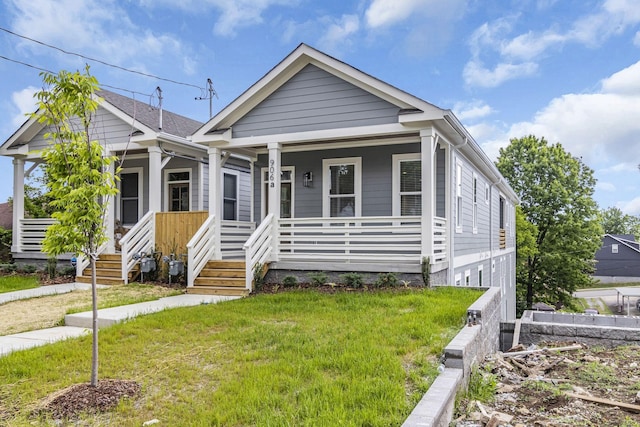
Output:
[
  {"xmin": 322, "ymin": 157, "xmax": 362, "ymax": 217},
  {"xmin": 454, "ymin": 273, "xmax": 462, "ymax": 287},
  {"xmin": 198, "ymin": 161, "xmax": 204, "ymax": 211},
  {"xmin": 117, "ymin": 167, "xmax": 144, "ymax": 226},
  {"xmin": 464, "ymin": 269, "xmax": 471, "ymax": 286},
  {"xmin": 478, "ymin": 264, "xmax": 484, "ymax": 287},
  {"xmin": 455, "ymin": 158, "xmax": 463, "ymax": 233},
  {"xmin": 164, "ymin": 168, "xmax": 192, "ymax": 211},
  {"xmin": 261, "ymin": 166, "xmax": 295, "ymax": 220},
  {"xmin": 223, "ymin": 169, "xmax": 240, "ymax": 220},
  {"xmin": 453, "ymin": 247, "xmax": 515, "ymax": 269},
  {"xmin": 392, "ymin": 153, "xmax": 421, "ymax": 216},
  {"xmin": 472, "ymin": 172, "xmax": 478, "ymax": 234}
]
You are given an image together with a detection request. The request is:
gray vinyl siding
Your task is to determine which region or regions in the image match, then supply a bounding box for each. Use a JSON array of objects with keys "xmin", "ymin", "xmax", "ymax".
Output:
[
  {"xmin": 233, "ymin": 64, "xmax": 400, "ymax": 138},
  {"xmin": 453, "ymin": 154, "xmax": 492, "ymax": 257},
  {"xmin": 28, "ymin": 107, "xmax": 136, "ymax": 151},
  {"xmin": 594, "ymin": 236, "xmax": 640, "ymax": 277},
  {"xmin": 253, "ymin": 143, "xmax": 420, "ymax": 221},
  {"xmin": 201, "ymin": 164, "xmax": 209, "ymax": 210}
]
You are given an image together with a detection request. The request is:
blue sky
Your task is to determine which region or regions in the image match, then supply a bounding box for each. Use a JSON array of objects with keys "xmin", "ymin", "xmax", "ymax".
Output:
[{"xmin": 1, "ymin": 0, "xmax": 640, "ymax": 213}]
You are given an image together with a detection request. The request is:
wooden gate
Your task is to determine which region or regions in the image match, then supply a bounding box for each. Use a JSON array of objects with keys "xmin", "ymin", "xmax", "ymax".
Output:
[{"xmin": 155, "ymin": 211, "xmax": 209, "ymax": 258}]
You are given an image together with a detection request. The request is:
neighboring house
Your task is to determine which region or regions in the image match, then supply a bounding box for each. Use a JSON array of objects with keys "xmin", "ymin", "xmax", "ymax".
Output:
[
  {"xmin": 593, "ymin": 234, "xmax": 640, "ymax": 283},
  {"xmin": 190, "ymin": 44, "xmax": 519, "ymax": 320},
  {"xmin": 0, "ymin": 202, "xmax": 12, "ymax": 230},
  {"xmin": 0, "ymin": 89, "xmax": 252, "ymax": 279}
]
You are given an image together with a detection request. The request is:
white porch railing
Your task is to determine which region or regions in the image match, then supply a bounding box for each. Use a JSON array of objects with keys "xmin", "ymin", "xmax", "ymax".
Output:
[
  {"xmin": 221, "ymin": 220, "xmax": 256, "ymax": 259},
  {"xmin": 119, "ymin": 210, "xmax": 155, "ymax": 284},
  {"xmin": 433, "ymin": 216, "xmax": 447, "ymax": 263},
  {"xmin": 18, "ymin": 218, "xmax": 56, "ymax": 252},
  {"xmin": 243, "ymin": 213, "xmax": 275, "ymax": 291},
  {"xmin": 186, "ymin": 215, "xmax": 218, "ymax": 288},
  {"xmin": 276, "ymin": 216, "xmax": 446, "ymax": 264},
  {"xmin": 76, "ymin": 241, "xmax": 108, "ymax": 277}
]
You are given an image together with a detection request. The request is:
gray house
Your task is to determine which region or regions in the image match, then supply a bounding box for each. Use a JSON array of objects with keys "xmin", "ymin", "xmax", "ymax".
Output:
[
  {"xmin": 593, "ymin": 234, "xmax": 640, "ymax": 283},
  {"xmin": 190, "ymin": 44, "xmax": 519, "ymax": 320},
  {"xmin": 1, "ymin": 89, "xmax": 252, "ymax": 283}
]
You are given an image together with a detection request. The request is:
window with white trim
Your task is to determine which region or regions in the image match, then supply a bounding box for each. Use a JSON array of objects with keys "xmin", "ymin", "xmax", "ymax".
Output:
[
  {"xmin": 165, "ymin": 169, "xmax": 191, "ymax": 212},
  {"xmin": 392, "ymin": 154, "xmax": 421, "ymax": 216},
  {"xmin": 478, "ymin": 264, "xmax": 484, "ymax": 287},
  {"xmin": 118, "ymin": 167, "xmax": 143, "ymax": 226},
  {"xmin": 465, "ymin": 269, "xmax": 471, "ymax": 286},
  {"xmin": 612, "ymin": 244, "xmax": 619, "ymax": 254},
  {"xmin": 456, "ymin": 160, "xmax": 463, "ymax": 232},
  {"xmin": 472, "ymin": 173, "xmax": 478, "ymax": 234},
  {"xmin": 323, "ymin": 157, "xmax": 361, "ymax": 217},
  {"xmin": 223, "ymin": 171, "xmax": 239, "ymax": 220},
  {"xmin": 261, "ymin": 166, "xmax": 294, "ymax": 219},
  {"xmin": 455, "ymin": 273, "xmax": 462, "ymax": 287},
  {"xmin": 485, "ymin": 182, "xmax": 490, "ymax": 204}
]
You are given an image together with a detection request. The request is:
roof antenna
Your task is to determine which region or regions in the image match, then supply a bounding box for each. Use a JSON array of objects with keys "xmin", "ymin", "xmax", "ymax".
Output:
[
  {"xmin": 156, "ymin": 86, "xmax": 163, "ymax": 130},
  {"xmin": 195, "ymin": 78, "xmax": 218, "ymax": 118}
]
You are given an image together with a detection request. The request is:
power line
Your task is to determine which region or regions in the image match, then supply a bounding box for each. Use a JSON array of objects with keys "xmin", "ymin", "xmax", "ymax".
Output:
[
  {"xmin": 0, "ymin": 26, "xmax": 204, "ymax": 91},
  {"xmin": 0, "ymin": 54, "xmax": 153, "ymax": 99}
]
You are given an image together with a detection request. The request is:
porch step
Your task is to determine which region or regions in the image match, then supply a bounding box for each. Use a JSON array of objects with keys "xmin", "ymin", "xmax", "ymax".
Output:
[
  {"xmin": 188, "ymin": 260, "xmax": 248, "ymax": 296},
  {"xmin": 76, "ymin": 254, "xmax": 139, "ymax": 286}
]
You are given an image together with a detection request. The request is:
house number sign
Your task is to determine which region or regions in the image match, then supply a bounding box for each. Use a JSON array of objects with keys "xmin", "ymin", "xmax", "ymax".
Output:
[{"xmin": 269, "ymin": 159, "xmax": 276, "ymax": 188}]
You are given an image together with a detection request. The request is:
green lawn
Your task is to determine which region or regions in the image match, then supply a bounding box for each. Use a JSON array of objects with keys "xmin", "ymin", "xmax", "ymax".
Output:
[
  {"xmin": 0, "ymin": 275, "xmax": 40, "ymax": 294},
  {"xmin": 0, "ymin": 287, "xmax": 481, "ymax": 426}
]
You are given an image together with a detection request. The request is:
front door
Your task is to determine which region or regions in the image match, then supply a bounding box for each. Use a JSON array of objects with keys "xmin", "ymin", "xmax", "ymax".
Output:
[{"xmin": 120, "ymin": 170, "xmax": 141, "ymax": 226}]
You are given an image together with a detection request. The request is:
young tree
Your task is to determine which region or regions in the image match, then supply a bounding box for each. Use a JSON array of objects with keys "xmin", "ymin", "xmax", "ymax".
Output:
[
  {"xmin": 496, "ymin": 135, "xmax": 602, "ymax": 309},
  {"xmin": 34, "ymin": 66, "xmax": 118, "ymax": 387}
]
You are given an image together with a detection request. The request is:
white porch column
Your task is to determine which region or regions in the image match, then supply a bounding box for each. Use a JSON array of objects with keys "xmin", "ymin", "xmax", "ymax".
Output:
[
  {"xmin": 11, "ymin": 157, "xmax": 25, "ymax": 253},
  {"xmin": 105, "ymin": 151, "xmax": 116, "ymax": 253},
  {"xmin": 420, "ymin": 129, "xmax": 435, "ymax": 260},
  {"xmin": 208, "ymin": 146, "xmax": 222, "ymax": 258},
  {"xmin": 268, "ymin": 143, "xmax": 281, "ymax": 261},
  {"xmin": 148, "ymin": 146, "xmax": 162, "ymax": 213}
]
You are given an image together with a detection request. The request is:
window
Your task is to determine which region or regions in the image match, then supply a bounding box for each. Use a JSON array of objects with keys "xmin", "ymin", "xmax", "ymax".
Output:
[
  {"xmin": 485, "ymin": 183, "xmax": 490, "ymax": 204},
  {"xmin": 223, "ymin": 171, "xmax": 238, "ymax": 220},
  {"xmin": 465, "ymin": 269, "xmax": 471, "ymax": 286},
  {"xmin": 455, "ymin": 273, "xmax": 462, "ymax": 287},
  {"xmin": 119, "ymin": 168, "xmax": 142, "ymax": 225},
  {"xmin": 478, "ymin": 264, "xmax": 484, "ymax": 287},
  {"xmin": 323, "ymin": 157, "xmax": 361, "ymax": 217},
  {"xmin": 392, "ymin": 154, "xmax": 421, "ymax": 216},
  {"xmin": 262, "ymin": 167, "xmax": 294, "ymax": 219},
  {"xmin": 456, "ymin": 160, "xmax": 463, "ymax": 232},
  {"xmin": 612, "ymin": 244, "xmax": 619, "ymax": 254},
  {"xmin": 499, "ymin": 196, "xmax": 505, "ymax": 229},
  {"xmin": 472, "ymin": 174, "xmax": 478, "ymax": 233},
  {"xmin": 166, "ymin": 169, "xmax": 191, "ymax": 212}
]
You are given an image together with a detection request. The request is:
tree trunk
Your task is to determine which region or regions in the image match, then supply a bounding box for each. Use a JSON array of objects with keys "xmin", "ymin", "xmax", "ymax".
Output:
[{"xmin": 90, "ymin": 254, "xmax": 99, "ymax": 387}]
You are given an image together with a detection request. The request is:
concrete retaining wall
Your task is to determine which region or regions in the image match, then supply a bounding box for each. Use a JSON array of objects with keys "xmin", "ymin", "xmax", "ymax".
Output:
[
  {"xmin": 519, "ymin": 310, "xmax": 640, "ymax": 347},
  {"xmin": 403, "ymin": 287, "xmax": 502, "ymax": 427}
]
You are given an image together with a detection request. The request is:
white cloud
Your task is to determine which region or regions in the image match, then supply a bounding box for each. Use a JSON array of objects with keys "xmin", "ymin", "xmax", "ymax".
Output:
[
  {"xmin": 618, "ymin": 197, "xmax": 640, "ymax": 215},
  {"xmin": 365, "ymin": 0, "xmax": 428, "ymax": 28},
  {"xmin": 453, "ymin": 100, "xmax": 495, "ymax": 121},
  {"xmin": 7, "ymin": 0, "xmax": 191, "ymax": 73},
  {"xmin": 601, "ymin": 61, "xmax": 640, "ymax": 95},
  {"xmin": 11, "ymin": 87, "xmax": 38, "ymax": 127},
  {"xmin": 463, "ymin": 60, "xmax": 537, "ymax": 88},
  {"xmin": 596, "ymin": 181, "xmax": 617, "ymax": 192},
  {"xmin": 599, "ymin": 162, "xmax": 638, "ymax": 174},
  {"xmin": 317, "ymin": 15, "xmax": 360, "ymax": 53}
]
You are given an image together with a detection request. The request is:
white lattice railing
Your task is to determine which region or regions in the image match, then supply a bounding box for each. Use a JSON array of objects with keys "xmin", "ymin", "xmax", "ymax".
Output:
[
  {"xmin": 243, "ymin": 213, "xmax": 274, "ymax": 291},
  {"xmin": 119, "ymin": 210, "xmax": 155, "ymax": 284},
  {"xmin": 18, "ymin": 218, "xmax": 56, "ymax": 252},
  {"xmin": 187, "ymin": 215, "xmax": 218, "ymax": 288}
]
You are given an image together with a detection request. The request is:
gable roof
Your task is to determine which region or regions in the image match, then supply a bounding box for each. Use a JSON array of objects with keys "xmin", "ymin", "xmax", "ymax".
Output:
[
  {"xmin": 98, "ymin": 90, "xmax": 202, "ymax": 138},
  {"xmin": 604, "ymin": 234, "xmax": 640, "ymax": 253},
  {"xmin": 0, "ymin": 89, "xmax": 203, "ymax": 155}
]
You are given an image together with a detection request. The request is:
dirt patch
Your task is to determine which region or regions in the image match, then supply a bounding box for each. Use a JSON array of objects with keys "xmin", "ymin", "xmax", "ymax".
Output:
[
  {"xmin": 36, "ymin": 379, "xmax": 140, "ymax": 420},
  {"xmin": 455, "ymin": 343, "xmax": 640, "ymax": 426}
]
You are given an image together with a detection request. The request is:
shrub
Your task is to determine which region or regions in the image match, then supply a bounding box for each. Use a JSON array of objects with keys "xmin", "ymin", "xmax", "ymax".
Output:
[
  {"xmin": 340, "ymin": 272, "xmax": 363, "ymax": 288},
  {"xmin": 47, "ymin": 257, "xmax": 58, "ymax": 279},
  {"xmin": 20, "ymin": 264, "xmax": 37, "ymax": 274},
  {"xmin": 0, "ymin": 227, "xmax": 11, "ymax": 263},
  {"xmin": 60, "ymin": 266, "xmax": 76, "ymax": 277},
  {"xmin": 421, "ymin": 256, "xmax": 431, "ymax": 287},
  {"xmin": 282, "ymin": 275, "xmax": 298, "ymax": 288},
  {"xmin": 253, "ymin": 262, "xmax": 265, "ymax": 291},
  {"xmin": 307, "ymin": 271, "xmax": 328, "ymax": 287},
  {"xmin": 375, "ymin": 272, "xmax": 398, "ymax": 288}
]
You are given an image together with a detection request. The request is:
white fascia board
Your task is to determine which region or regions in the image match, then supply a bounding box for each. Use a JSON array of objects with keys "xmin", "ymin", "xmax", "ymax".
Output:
[
  {"xmin": 190, "ymin": 128, "xmax": 232, "ymax": 145},
  {"xmin": 214, "ymin": 123, "xmax": 414, "ymax": 149},
  {"xmin": 0, "ymin": 114, "xmax": 44, "ymax": 155}
]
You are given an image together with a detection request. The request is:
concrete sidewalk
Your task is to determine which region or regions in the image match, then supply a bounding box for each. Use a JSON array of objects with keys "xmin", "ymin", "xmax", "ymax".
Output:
[
  {"xmin": 0, "ymin": 282, "xmax": 101, "ymax": 305},
  {"xmin": 0, "ymin": 293, "xmax": 240, "ymax": 357}
]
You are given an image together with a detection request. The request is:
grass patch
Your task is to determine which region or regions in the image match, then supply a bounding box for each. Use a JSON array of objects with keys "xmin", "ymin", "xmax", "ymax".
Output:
[
  {"xmin": 0, "ymin": 275, "xmax": 40, "ymax": 294},
  {"xmin": 0, "ymin": 287, "xmax": 481, "ymax": 426},
  {"xmin": 0, "ymin": 283, "xmax": 182, "ymax": 336}
]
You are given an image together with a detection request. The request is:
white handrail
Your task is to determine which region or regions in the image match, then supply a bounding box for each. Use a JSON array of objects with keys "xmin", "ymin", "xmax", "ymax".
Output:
[
  {"xmin": 187, "ymin": 215, "xmax": 217, "ymax": 288},
  {"xmin": 120, "ymin": 210, "xmax": 155, "ymax": 284},
  {"xmin": 76, "ymin": 241, "xmax": 108, "ymax": 277},
  {"xmin": 243, "ymin": 213, "xmax": 274, "ymax": 291}
]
